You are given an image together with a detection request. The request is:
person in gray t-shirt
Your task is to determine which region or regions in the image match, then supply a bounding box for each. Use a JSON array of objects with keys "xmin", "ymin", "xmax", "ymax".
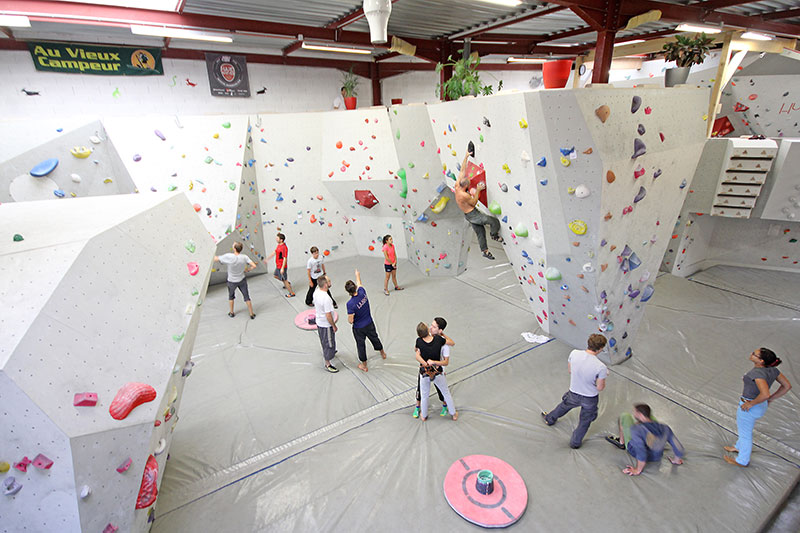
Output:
[
  {"xmin": 724, "ymin": 347, "xmax": 792, "ymax": 467},
  {"xmin": 214, "ymin": 242, "xmax": 257, "ymax": 319},
  {"xmin": 542, "ymin": 334, "xmax": 608, "ymax": 449}
]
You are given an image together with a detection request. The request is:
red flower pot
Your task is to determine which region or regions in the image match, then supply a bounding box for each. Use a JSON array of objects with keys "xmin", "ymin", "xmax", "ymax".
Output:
[
  {"xmin": 542, "ymin": 60, "xmax": 573, "ymax": 89},
  {"xmin": 344, "ymin": 96, "xmax": 357, "ymax": 110},
  {"xmin": 391, "ymin": 98, "xmax": 403, "ymax": 105}
]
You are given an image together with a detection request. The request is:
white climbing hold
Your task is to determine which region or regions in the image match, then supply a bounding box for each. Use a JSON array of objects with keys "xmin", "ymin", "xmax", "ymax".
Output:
[
  {"xmin": 574, "ymin": 185, "xmax": 590, "ymax": 198},
  {"xmin": 71, "ymin": 173, "xmax": 81, "ymax": 183}
]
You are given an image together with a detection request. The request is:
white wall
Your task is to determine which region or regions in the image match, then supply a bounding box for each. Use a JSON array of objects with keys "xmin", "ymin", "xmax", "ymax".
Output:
[{"xmin": 380, "ymin": 69, "xmax": 543, "ymax": 105}]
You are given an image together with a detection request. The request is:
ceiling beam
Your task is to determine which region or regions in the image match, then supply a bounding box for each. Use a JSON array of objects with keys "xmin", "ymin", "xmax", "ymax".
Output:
[
  {"xmin": 453, "ymin": 32, "xmax": 543, "ymax": 43},
  {"xmin": 450, "ymin": 6, "xmax": 567, "ymax": 39},
  {"xmin": 694, "ymin": 0, "xmax": 763, "ymax": 10},
  {"xmin": 537, "ymin": 25, "xmax": 595, "ymax": 44},
  {"xmin": 375, "ymin": 51, "xmax": 400, "ymax": 61},
  {"xmin": 282, "ymin": 40, "xmax": 302, "ymax": 56},
  {"xmin": 761, "ymin": 8, "xmax": 800, "ymax": 21}
]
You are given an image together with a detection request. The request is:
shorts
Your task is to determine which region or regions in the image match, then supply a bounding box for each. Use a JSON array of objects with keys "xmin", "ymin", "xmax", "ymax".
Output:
[
  {"xmin": 384, "ymin": 264, "xmax": 396, "ymax": 272},
  {"xmin": 227, "ymin": 279, "xmax": 250, "ymax": 301},
  {"xmin": 274, "ymin": 267, "xmax": 288, "ymax": 281}
]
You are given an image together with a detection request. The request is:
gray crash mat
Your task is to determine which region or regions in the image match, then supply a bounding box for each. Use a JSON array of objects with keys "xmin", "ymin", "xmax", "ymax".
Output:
[{"xmin": 153, "ymin": 248, "xmax": 799, "ymax": 532}]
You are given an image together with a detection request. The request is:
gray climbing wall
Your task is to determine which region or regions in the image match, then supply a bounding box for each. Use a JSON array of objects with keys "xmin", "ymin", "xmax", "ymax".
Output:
[
  {"xmin": 0, "ymin": 193, "xmax": 214, "ymax": 533},
  {"xmin": 0, "ymin": 121, "xmax": 135, "ymax": 203}
]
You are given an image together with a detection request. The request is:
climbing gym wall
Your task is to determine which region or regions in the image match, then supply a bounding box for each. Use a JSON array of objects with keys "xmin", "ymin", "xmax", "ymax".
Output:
[
  {"xmin": 0, "ymin": 193, "xmax": 214, "ymax": 533},
  {"xmin": 0, "ymin": 120, "xmax": 136, "ymax": 203}
]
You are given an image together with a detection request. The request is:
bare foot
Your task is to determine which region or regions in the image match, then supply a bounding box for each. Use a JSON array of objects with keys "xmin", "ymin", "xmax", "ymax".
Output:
[
  {"xmin": 452, "ymin": 412, "xmax": 458, "ymax": 421},
  {"xmin": 380, "ymin": 351, "xmax": 387, "ymax": 359},
  {"xmin": 723, "ymin": 446, "xmax": 738, "ymax": 453},
  {"xmin": 421, "ymin": 417, "xmax": 427, "ymax": 421},
  {"xmin": 358, "ymin": 363, "xmax": 368, "ymax": 372}
]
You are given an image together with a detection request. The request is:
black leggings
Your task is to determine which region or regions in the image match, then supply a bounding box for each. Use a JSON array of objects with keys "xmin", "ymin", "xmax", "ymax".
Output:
[{"xmin": 305, "ymin": 277, "xmax": 337, "ymax": 306}]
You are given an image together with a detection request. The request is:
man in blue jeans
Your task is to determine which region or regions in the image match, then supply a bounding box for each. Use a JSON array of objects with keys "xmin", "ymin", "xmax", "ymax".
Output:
[
  {"xmin": 454, "ymin": 152, "xmax": 504, "ymax": 260},
  {"xmin": 605, "ymin": 403, "xmax": 685, "ymax": 476},
  {"xmin": 542, "ymin": 334, "xmax": 608, "ymax": 448}
]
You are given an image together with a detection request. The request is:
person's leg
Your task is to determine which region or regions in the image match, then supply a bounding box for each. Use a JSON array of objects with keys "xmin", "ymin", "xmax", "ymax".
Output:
[
  {"xmin": 464, "ymin": 211, "xmax": 489, "ymax": 252},
  {"xmin": 327, "ymin": 289, "xmax": 337, "ymax": 307},
  {"xmin": 284, "ymin": 279, "xmax": 295, "ymax": 296},
  {"xmin": 487, "ymin": 213, "xmax": 501, "ymax": 240},
  {"xmin": 734, "ymin": 401, "xmax": 767, "ymax": 465},
  {"xmin": 571, "ymin": 395, "xmax": 599, "ymax": 448},
  {"xmin": 227, "ymin": 282, "xmax": 236, "ymax": 316},
  {"xmin": 544, "ymin": 391, "xmax": 579, "ymax": 425},
  {"xmin": 413, "ymin": 373, "xmax": 422, "ymax": 417},
  {"xmin": 420, "ymin": 375, "xmax": 432, "ymax": 420},
  {"xmin": 384, "ymin": 269, "xmax": 391, "ymax": 293},
  {"xmin": 433, "ymin": 374, "xmax": 457, "ymax": 420},
  {"xmin": 239, "ymin": 280, "xmax": 254, "ymax": 318},
  {"xmin": 305, "ymin": 278, "xmax": 317, "ymax": 306},
  {"xmin": 363, "ymin": 322, "xmax": 385, "ymax": 357},
  {"xmin": 353, "ymin": 326, "xmax": 368, "ymax": 371},
  {"xmin": 318, "ymin": 326, "xmax": 336, "ymax": 368}
]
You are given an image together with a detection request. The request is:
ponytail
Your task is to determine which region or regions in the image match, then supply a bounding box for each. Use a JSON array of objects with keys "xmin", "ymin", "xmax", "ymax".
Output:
[{"xmin": 758, "ymin": 348, "xmax": 782, "ymax": 367}]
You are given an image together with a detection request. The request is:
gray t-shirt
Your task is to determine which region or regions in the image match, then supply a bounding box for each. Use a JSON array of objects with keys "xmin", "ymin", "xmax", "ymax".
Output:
[
  {"xmin": 742, "ymin": 367, "xmax": 780, "ymax": 399},
  {"xmin": 219, "ymin": 253, "xmax": 252, "ymax": 283},
  {"xmin": 568, "ymin": 349, "xmax": 608, "ymax": 397}
]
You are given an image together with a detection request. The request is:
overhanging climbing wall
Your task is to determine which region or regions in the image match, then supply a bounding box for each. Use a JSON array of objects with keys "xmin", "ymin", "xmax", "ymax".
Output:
[
  {"xmin": 421, "ymin": 88, "xmax": 708, "ymax": 363},
  {"xmin": 0, "ymin": 120, "xmax": 135, "ymax": 203},
  {"xmin": 0, "ymin": 193, "xmax": 214, "ymax": 533}
]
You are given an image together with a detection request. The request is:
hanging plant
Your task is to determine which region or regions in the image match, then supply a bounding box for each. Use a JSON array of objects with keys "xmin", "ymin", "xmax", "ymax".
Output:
[
  {"xmin": 435, "ymin": 50, "xmax": 500, "ymax": 101},
  {"xmin": 662, "ymin": 33, "xmax": 715, "ymax": 68},
  {"xmin": 341, "ymin": 66, "xmax": 359, "ymax": 97}
]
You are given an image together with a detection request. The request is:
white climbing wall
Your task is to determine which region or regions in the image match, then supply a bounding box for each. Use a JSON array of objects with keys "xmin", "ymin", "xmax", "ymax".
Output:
[
  {"xmin": 0, "ymin": 193, "xmax": 214, "ymax": 533},
  {"xmin": 0, "ymin": 120, "xmax": 136, "ymax": 203}
]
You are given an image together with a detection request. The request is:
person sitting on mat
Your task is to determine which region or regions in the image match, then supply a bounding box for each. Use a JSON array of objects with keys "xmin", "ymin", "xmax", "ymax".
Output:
[
  {"xmin": 415, "ymin": 321, "xmax": 457, "ymax": 421},
  {"xmin": 345, "ymin": 269, "xmax": 386, "ymax": 372},
  {"xmin": 412, "ymin": 317, "xmax": 453, "ymax": 418},
  {"xmin": 306, "ymin": 246, "xmax": 337, "ymax": 308},
  {"xmin": 264, "ymin": 232, "xmax": 295, "ymax": 297},
  {"xmin": 605, "ymin": 403, "xmax": 684, "ymax": 476},
  {"xmin": 454, "ymin": 151, "xmax": 504, "ymax": 260},
  {"xmin": 214, "ymin": 241, "xmax": 257, "ymax": 319}
]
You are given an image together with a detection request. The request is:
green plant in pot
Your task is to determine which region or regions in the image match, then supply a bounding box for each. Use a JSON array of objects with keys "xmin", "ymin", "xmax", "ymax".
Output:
[
  {"xmin": 341, "ymin": 67, "xmax": 359, "ymax": 109},
  {"xmin": 435, "ymin": 50, "xmax": 500, "ymax": 101},
  {"xmin": 662, "ymin": 33, "xmax": 715, "ymax": 87}
]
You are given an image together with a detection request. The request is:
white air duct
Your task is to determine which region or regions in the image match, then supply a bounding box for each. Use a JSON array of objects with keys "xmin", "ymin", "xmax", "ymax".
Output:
[{"xmin": 364, "ymin": 0, "xmax": 392, "ymax": 44}]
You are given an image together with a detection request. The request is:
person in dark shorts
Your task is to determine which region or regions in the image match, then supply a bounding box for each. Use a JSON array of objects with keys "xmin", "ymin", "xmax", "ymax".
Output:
[
  {"xmin": 344, "ymin": 269, "xmax": 386, "ymax": 372},
  {"xmin": 214, "ymin": 242, "xmax": 257, "ymax": 319},
  {"xmin": 265, "ymin": 232, "xmax": 295, "ymax": 297}
]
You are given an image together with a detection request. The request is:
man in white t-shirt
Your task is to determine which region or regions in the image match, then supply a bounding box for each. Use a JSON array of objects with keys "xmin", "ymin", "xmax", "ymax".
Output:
[
  {"xmin": 313, "ymin": 275, "xmax": 339, "ymax": 373},
  {"xmin": 305, "ymin": 246, "xmax": 337, "ymax": 308},
  {"xmin": 542, "ymin": 334, "xmax": 608, "ymax": 448},
  {"xmin": 214, "ymin": 242, "xmax": 257, "ymax": 319},
  {"xmin": 332, "ymin": 87, "xmax": 347, "ymax": 110}
]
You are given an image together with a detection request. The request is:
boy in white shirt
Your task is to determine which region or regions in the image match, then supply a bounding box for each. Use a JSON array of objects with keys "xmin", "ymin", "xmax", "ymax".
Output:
[{"xmin": 305, "ymin": 246, "xmax": 337, "ymax": 308}]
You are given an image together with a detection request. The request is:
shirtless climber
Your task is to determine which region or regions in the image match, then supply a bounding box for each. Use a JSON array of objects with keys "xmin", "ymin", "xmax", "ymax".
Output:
[{"xmin": 454, "ymin": 151, "xmax": 505, "ymax": 260}]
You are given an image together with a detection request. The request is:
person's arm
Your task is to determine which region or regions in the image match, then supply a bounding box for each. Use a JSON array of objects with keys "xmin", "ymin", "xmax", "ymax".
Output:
[
  {"xmin": 326, "ymin": 311, "xmax": 337, "ymax": 332},
  {"xmin": 213, "ymin": 256, "xmax": 220, "ymax": 262},
  {"xmin": 322, "ymin": 262, "xmax": 327, "ymax": 275},
  {"xmin": 415, "ymin": 348, "xmax": 428, "ymax": 366},
  {"xmin": 282, "ymin": 250, "xmax": 288, "ymax": 272},
  {"xmin": 741, "ymin": 378, "xmax": 771, "ymax": 411},
  {"xmin": 348, "ymin": 313, "xmax": 355, "ymax": 324},
  {"xmin": 438, "ymin": 355, "xmax": 449, "ymax": 367},
  {"xmin": 246, "ymin": 261, "xmax": 257, "ymax": 272},
  {"xmin": 308, "ymin": 267, "xmax": 314, "ymax": 286},
  {"xmin": 457, "ymin": 152, "xmax": 469, "ymax": 182},
  {"xmin": 596, "ymin": 378, "xmax": 606, "ymax": 392},
  {"xmin": 355, "ymin": 269, "xmax": 363, "ymax": 289},
  {"xmin": 383, "ymin": 248, "xmax": 391, "ymax": 263},
  {"xmin": 441, "ymin": 333, "xmax": 455, "ymax": 347},
  {"xmin": 769, "ymin": 373, "xmax": 792, "ymax": 405}
]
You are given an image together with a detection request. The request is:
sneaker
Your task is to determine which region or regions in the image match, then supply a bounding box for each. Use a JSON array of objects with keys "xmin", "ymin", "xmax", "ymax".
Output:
[
  {"xmin": 412, "ymin": 406, "xmax": 420, "ymax": 418},
  {"xmin": 605, "ymin": 435, "xmax": 626, "ymax": 450},
  {"xmin": 228, "ymin": 312, "xmax": 235, "ymax": 318},
  {"xmin": 541, "ymin": 411, "xmax": 554, "ymax": 426},
  {"xmin": 440, "ymin": 405, "xmax": 448, "ymax": 417},
  {"xmin": 326, "ymin": 364, "xmax": 339, "ymax": 373},
  {"xmin": 384, "ymin": 289, "xmax": 390, "ymax": 296},
  {"xmin": 482, "ymin": 250, "xmax": 495, "ymax": 260},
  {"xmin": 250, "ymin": 314, "xmax": 256, "ymax": 320},
  {"xmin": 333, "ymin": 303, "xmax": 338, "ymax": 309}
]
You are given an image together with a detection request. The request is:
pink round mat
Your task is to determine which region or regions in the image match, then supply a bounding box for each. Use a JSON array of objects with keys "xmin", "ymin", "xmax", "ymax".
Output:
[{"xmin": 294, "ymin": 308, "xmax": 339, "ymax": 330}]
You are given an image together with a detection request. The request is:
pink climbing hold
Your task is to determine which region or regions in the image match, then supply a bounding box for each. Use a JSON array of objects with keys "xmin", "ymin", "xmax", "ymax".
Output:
[
  {"xmin": 135, "ymin": 455, "xmax": 159, "ymax": 509},
  {"xmin": 32, "ymin": 454, "xmax": 53, "ymax": 470},
  {"xmin": 109, "ymin": 382, "xmax": 157, "ymax": 420},
  {"xmin": 116, "ymin": 457, "xmax": 133, "ymax": 473},
  {"xmin": 187, "ymin": 262, "xmax": 199, "ymax": 276},
  {"xmin": 103, "ymin": 524, "xmax": 119, "ymax": 533},
  {"xmin": 14, "ymin": 457, "xmax": 31, "ymax": 473},
  {"xmin": 439, "ymin": 252, "xmax": 447, "ymax": 260},
  {"xmin": 73, "ymin": 392, "xmax": 98, "ymax": 407}
]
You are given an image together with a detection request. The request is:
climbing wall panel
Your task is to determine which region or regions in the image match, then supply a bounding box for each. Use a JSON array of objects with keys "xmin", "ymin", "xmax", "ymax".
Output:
[{"xmin": 0, "ymin": 193, "xmax": 214, "ymax": 533}]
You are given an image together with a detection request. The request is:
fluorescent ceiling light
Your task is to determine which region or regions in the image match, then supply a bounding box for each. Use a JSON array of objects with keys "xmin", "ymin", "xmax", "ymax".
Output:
[
  {"xmin": 476, "ymin": 0, "xmax": 523, "ymax": 6},
  {"xmin": 676, "ymin": 23, "xmax": 722, "ymax": 34},
  {"xmin": 741, "ymin": 31, "xmax": 773, "ymax": 41},
  {"xmin": 547, "ymin": 43, "xmax": 581, "ymax": 47},
  {"xmin": 507, "ymin": 57, "xmax": 546, "ymax": 63},
  {"xmin": 301, "ymin": 42, "xmax": 372, "ymax": 54},
  {"xmin": 0, "ymin": 15, "xmax": 31, "ymax": 27},
  {"xmin": 131, "ymin": 25, "xmax": 233, "ymax": 43},
  {"xmin": 50, "ymin": 0, "xmax": 181, "ymax": 11},
  {"xmin": 614, "ymin": 39, "xmax": 644, "ymax": 47}
]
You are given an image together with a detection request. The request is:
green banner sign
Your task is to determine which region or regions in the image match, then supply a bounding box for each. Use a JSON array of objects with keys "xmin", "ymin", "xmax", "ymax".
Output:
[{"xmin": 28, "ymin": 41, "xmax": 163, "ymax": 75}]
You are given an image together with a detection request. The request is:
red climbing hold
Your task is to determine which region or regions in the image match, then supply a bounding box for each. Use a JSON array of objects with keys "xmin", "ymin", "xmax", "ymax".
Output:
[
  {"xmin": 135, "ymin": 455, "xmax": 159, "ymax": 509},
  {"xmin": 109, "ymin": 383, "xmax": 157, "ymax": 420},
  {"xmin": 354, "ymin": 190, "xmax": 379, "ymax": 209},
  {"xmin": 465, "ymin": 161, "xmax": 488, "ymax": 207},
  {"xmin": 73, "ymin": 392, "xmax": 98, "ymax": 407},
  {"xmin": 187, "ymin": 262, "xmax": 199, "ymax": 276}
]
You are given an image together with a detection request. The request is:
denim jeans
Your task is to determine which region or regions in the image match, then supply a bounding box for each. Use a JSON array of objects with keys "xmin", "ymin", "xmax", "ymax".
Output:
[
  {"xmin": 464, "ymin": 209, "xmax": 500, "ymax": 252},
  {"xmin": 545, "ymin": 391, "xmax": 599, "ymax": 447},
  {"xmin": 734, "ymin": 399, "xmax": 768, "ymax": 466}
]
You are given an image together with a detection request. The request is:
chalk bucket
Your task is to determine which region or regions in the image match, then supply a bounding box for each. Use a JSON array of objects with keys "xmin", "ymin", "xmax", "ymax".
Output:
[{"xmin": 476, "ymin": 470, "xmax": 494, "ymax": 495}]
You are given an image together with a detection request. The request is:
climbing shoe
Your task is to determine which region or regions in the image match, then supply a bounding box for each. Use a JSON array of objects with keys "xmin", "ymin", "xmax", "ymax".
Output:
[{"xmin": 413, "ymin": 406, "xmax": 420, "ymax": 418}]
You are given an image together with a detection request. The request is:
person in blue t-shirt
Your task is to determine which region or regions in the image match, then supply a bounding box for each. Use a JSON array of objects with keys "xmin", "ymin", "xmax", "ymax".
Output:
[
  {"xmin": 605, "ymin": 403, "xmax": 685, "ymax": 476},
  {"xmin": 344, "ymin": 269, "xmax": 387, "ymax": 372}
]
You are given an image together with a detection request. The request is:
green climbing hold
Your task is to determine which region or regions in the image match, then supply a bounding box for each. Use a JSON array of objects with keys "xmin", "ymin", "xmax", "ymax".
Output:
[
  {"xmin": 393, "ymin": 109, "xmax": 398, "ymax": 115},
  {"xmin": 13, "ymin": 234, "xmax": 24, "ymax": 242},
  {"xmin": 544, "ymin": 267, "xmax": 562, "ymax": 281},
  {"xmin": 488, "ymin": 201, "xmax": 502, "ymax": 215},
  {"xmin": 172, "ymin": 333, "xmax": 185, "ymax": 342},
  {"xmin": 185, "ymin": 240, "xmax": 196, "ymax": 253},
  {"xmin": 191, "ymin": 288, "xmax": 199, "ymax": 296},
  {"xmin": 167, "ymin": 184, "xmax": 177, "ymax": 191},
  {"xmin": 228, "ymin": 183, "xmax": 236, "ymax": 190},
  {"xmin": 479, "ymin": 134, "xmax": 484, "ymax": 142},
  {"xmin": 222, "ymin": 122, "xmax": 231, "ymax": 128},
  {"xmin": 408, "ymin": 162, "xmax": 415, "ymax": 168},
  {"xmin": 515, "ymin": 222, "xmax": 528, "ymax": 237},
  {"xmin": 204, "ymin": 156, "xmax": 214, "ymax": 164},
  {"xmin": 396, "ymin": 129, "xmax": 401, "ymax": 139},
  {"xmin": 397, "ymin": 168, "xmax": 408, "ymax": 199}
]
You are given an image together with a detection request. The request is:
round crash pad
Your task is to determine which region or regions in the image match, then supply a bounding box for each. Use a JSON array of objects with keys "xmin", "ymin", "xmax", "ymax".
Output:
[
  {"xmin": 444, "ymin": 455, "xmax": 527, "ymax": 528},
  {"xmin": 294, "ymin": 308, "xmax": 339, "ymax": 330}
]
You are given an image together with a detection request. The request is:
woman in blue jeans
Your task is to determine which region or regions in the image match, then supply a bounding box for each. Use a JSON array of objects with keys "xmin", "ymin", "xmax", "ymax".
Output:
[{"xmin": 724, "ymin": 348, "xmax": 792, "ymax": 467}]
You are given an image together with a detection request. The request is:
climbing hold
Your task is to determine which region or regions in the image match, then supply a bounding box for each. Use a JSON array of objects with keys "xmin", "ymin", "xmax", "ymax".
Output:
[
  {"xmin": 559, "ymin": 147, "xmax": 575, "ymax": 157},
  {"xmin": 32, "ymin": 454, "xmax": 53, "ymax": 470},
  {"xmin": 515, "ymin": 223, "xmax": 528, "ymax": 237},
  {"xmin": 12, "ymin": 233, "xmax": 24, "ymax": 242},
  {"xmin": 483, "ymin": 117, "xmax": 491, "ymax": 127},
  {"xmin": 582, "ymin": 262, "xmax": 594, "ymax": 273},
  {"xmin": 502, "ymin": 163, "xmax": 511, "ymax": 173},
  {"xmin": 73, "ymin": 392, "xmax": 98, "ymax": 407},
  {"xmin": 30, "ymin": 158, "xmax": 59, "ymax": 177},
  {"xmin": 133, "ymin": 154, "xmax": 142, "ymax": 162},
  {"xmin": 640, "ymin": 284, "xmax": 655, "ymax": 302},
  {"xmin": 628, "ymin": 253, "xmax": 641, "ymax": 270},
  {"xmin": 53, "ymin": 189, "xmax": 65, "ymax": 198},
  {"xmin": 468, "ymin": 141, "xmax": 475, "ymax": 157},
  {"xmin": 501, "ymin": 215, "xmax": 508, "ymax": 223},
  {"xmin": 632, "ymin": 138, "xmax": 647, "ymax": 159},
  {"xmin": 135, "ymin": 455, "xmax": 159, "ymax": 509},
  {"xmin": 519, "ymin": 119, "xmax": 528, "ymax": 129},
  {"xmin": 595, "ymin": 105, "xmax": 610, "ymax": 123},
  {"xmin": 679, "ymin": 179, "xmax": 687, "ymax": 189},
  {"xmin": 560, "ymin": 156, "xmax": 570, "ymax": 167},
  {"xmin": 568, "ymin": 220, "xmax": 587, "ymax": 235},
  {"xmin": 544, "ymin": 267, "xmax": 562, "ymax": 281},
  {"xmin": 633, "ymin": 167, "xmax": 645, "ymax": 179},
  {"xmin": 0, "ymin": 462, "xmax": 8, "ymax": 473},
  {"xmin": 631, "ymin": 95, "xmax": 642, "ymax": 113},
  {"xmin": 653, "ymin": 169, "xmax": 662, "ymax": 179},
  {"xmin": 633, "ymin": 186, "xmax": 647, "ymax": 203},
  {"xmin": 109, "ymin": 383, "xmax": 157, "ymax": 420},
  {"xmin": 514, "ymin": 184, "xmax": 521, "ymax": 191},
  {"xmin": 187, "ymin": 262, "xmax": 199, "ymax": 276},
  {"xmin": 116, "ymin": 457, "xmax": 133, "ymax": 473},
  {"xmin": 520, "ymin": 150, "xmax": 531, "ymax": 164},
  {"xmin": 228, "ymin": 182, "xmax": 236, "ymax": 190},
  {"xmin": 70, "ymin": 146, "xmax": 92, "ymax": 159},
  {"xmin": 609, "ymin": 337, "xmax": 617, "ymax": 348},
  {"xmin": 14, "ymin": 457, "xmax": 31, "ymax": 473},
  {"xmin": 3, "ymin": 477, "xmax": 22, "ymax": 496},
  {"xmin": 431, "ymin": 196, "xmax": 449, "ymax": 213},
  {"xmin": 396, "ymin": 129, "xmax": 401, "ymax": 139},
  {"xmin": 537, "ymin": 157, "xmax": 546, "ymax": 167},
  {"xmin": 606, "ymin": 170, "xmax": 616, "ymax": 183},
  {"xmin": 89, "ymin": 135, "xmax": 101, "ymax": 144},
  {"xmin": 575, "ymin": 185, "xmax": 590, "ymax": 198},
  {"xmin": 355, "ymin": 190, "xmax": 379, "ymax": 209},
  {"xmin": 539, "ymin": 179, "xmax": 548, "ymax": 186},
  {"xmin": 398, "ymin": 168, "xmax": 408, "ymax": 198},
  {"xmin": 659, "ymin": 132, "xmax": 665, "ymax": 142},
  {"xmin": 185, "ymin": 240, "xmax": 196, "ymax": 253},
  {"xmin": 222, "ymin": 121, "xmax": 231, "ymax": 128},
  {"xmin": 637, "ymin": 124, "xmax": 646, "ymax": 136},
  {"xmin": 499, "ymin": 183, "xmax": 508, "ymax": 192},
  {"xmin": 487, "ymin": 201, "xmax": 502, "ymax": 215}
]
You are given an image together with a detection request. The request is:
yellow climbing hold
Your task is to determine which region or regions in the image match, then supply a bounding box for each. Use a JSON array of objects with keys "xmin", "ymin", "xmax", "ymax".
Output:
[
  {"xmin": 502, "ymin": 163, "xmax": 511, "ymax": 174},
  {"xmin": 442, "ymin": 164, "xmax": 447, "ymax": 171},
  {"xmin": 431, "ymin": 196, "xmax": 449, "ymax": 213},
  {"xmin": 451, "ymin": 150, "xmax": 457, "ymax": 156},
  {"xmin": 189, "ymin": 181, "xmax": 194, "ymax": 190},
  {"xmin": 422, "ymin": 172, "xmax": 430, "ymax": 179},
  {"xmin": 103, "ymin": 178, "xmax": 113, "ymax": 184},
  {"xmin": 568, "ymin": 219, "xmax": 588, "ymax": 235},
  {"xmin": 567, "ymin": 187, "xmax": 576, "ymax": 194},
  {"xmin": 560, "ymin": 156, "xmax": 571, "ymax": 167},
  {"xmin": 70, "ymin": 146, "xmax": 92, "ymax": 159},
  {"xmin": 519, "ymin": 119, "xmax": 528, "ymax": 129},
  {"xmin": 213, "ymin": 133, "xmax": 220, "ymax": 139}
]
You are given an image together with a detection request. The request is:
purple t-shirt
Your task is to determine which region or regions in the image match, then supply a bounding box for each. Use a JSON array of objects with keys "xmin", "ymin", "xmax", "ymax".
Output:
[{"xmin": 346, "ymin": 287, "xmax": 373, "ymax": 329}]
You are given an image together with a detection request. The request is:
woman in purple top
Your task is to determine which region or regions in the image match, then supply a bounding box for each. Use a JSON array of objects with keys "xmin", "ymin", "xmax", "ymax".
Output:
[
  {"xmin": 724, "ymin": 348, "xmax": 792, "ymax": 467},
  {"xmin": 345, "ymin": 269, "xmax": 386, "ymax": 372}
]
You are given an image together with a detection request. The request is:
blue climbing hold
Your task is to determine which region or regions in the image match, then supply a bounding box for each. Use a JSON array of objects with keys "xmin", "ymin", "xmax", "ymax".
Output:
[
  {"xmin": 539, "ymin": 179, "xmax": 548, "ymax": 186},
  {"xmin": 53, "ymin": 189, "xmax": 65, "ymax": 197},
  {"xmin": 628, "ymin": 252, "xmax": 641, "ymax": 270},
  {"xmin": 600, "ymin": 290, "xmax": 607, "ymax": 299},
  {"xmin": 515, "ymin": 200, "xmax": 522, "ymax": 206},
  {"xmin": 537, "ymin": 157, "xmax": 546, "ymax": 167},
  {"xmin": 559, "ymin": 146, "xmax": 575, "ymax": 156},
  {"xmin": 609, "ymin": 337, "xmax": 617, "ymax": 348},
  {"xmin": 514, "ymin": 184, "xmax": 521, "ymax": 191},
  {"xmin": 30, "ymin": 158, "xmax": 59, "ymax": 177},
  {"xmin": 502, "ymin": 215, "xmax": 508, "ymax": 223},
  {"xmin": 640, "ymin": 284, "xmax": 655, "ymax": 302},
  {"xmin": 679, "ymin": 179, "xmax": 687, "ymax": 189},
  {"xmin": 653, "ymin": 169, "xmax": 662, "ymax": 179}
]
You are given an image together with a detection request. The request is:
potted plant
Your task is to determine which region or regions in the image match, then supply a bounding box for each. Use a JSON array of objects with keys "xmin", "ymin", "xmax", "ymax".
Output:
[
  {"xmin": 435, "ymin": 50, "xmax": 500, "ymax": 101},
  {"xmin": 341, "ymin": 67, "xmax": 359, "ymax": 109},
  {"xmin": 662, "ymin": 33, "xmax": 715, "ymax": 87}
]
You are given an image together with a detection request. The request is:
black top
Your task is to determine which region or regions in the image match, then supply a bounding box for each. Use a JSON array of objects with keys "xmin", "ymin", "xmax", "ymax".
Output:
[{"xmin": 416, "ymin": 336, "xmax": 446, "ymax": 377}]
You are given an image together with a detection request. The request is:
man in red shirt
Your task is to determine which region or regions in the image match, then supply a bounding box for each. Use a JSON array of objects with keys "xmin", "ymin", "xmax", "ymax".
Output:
[{"xmin": 264, "ymin": 232, "xmax": 295, "ymax": 297}]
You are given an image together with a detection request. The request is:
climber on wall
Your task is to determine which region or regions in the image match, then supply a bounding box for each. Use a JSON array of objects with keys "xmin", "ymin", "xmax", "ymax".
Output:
[{"xmin": 454, "ymin": 151, "xmax": 504, "ymax": 260}]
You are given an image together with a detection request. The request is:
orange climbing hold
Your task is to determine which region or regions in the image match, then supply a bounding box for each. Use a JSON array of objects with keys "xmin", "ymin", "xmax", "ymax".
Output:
[{"xmin": 109, "ymin": 383, "xmax": 157, "ymax": 420}]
